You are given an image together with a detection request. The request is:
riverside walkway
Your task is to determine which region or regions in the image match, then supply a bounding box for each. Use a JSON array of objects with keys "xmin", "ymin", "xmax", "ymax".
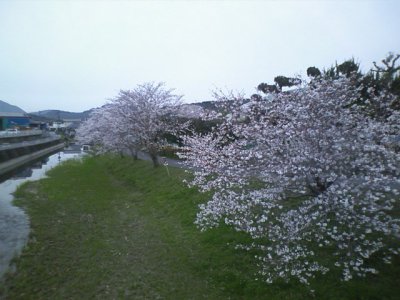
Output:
[{"xmin": 136, "ymin": 151, "xmax": 186, "ymax": 169}]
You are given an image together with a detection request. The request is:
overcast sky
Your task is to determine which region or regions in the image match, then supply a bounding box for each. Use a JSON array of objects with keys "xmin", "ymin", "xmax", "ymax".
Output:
[{"xmin": 1, "ymin": 0, "xmax": 399, "ymax": 112}]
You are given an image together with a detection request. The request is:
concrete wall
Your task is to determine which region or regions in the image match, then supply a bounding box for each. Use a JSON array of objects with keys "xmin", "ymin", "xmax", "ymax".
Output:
[{"xmin": 0, "ymin": 143, "xmax": 64, "ymax": 176}]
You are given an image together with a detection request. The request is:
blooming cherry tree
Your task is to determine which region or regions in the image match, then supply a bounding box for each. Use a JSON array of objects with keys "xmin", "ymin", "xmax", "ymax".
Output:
[
  {"xmin": 77, "ymin": 82, "xmax": 184, "ymax": 167},
  {"xmin": 180, "ymin": 77, "xmax": 400, "ymax": 284},
  {"xmin": 76, "ymin": 105, "xmax": 115, "ymax": 154},
  {"xmin": 110, "ymin": 82, "xmax": 184, "ymax": 167}
]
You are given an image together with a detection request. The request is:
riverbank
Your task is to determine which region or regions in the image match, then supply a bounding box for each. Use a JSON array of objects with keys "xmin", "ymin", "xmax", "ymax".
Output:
[
  {"xmin": 0, "ymin": 151, "xmax": 81, "ymax": 282},
  {"xmin": 1, "ymin": 155, "xmax": 399, "ymax": 299}
]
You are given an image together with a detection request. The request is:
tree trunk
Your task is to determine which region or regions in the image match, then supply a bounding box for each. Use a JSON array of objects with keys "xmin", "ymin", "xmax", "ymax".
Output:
[
  {"xmin": 149, "ymin": 152, "xmax": 160, "ymax": 168},
  {"xmin": 307, "ymin": 176, "xmax": 331, "ymax": 197},
  {"xmin": 130, "ymin": 148, "xmax": 138, "ymax": 160}
]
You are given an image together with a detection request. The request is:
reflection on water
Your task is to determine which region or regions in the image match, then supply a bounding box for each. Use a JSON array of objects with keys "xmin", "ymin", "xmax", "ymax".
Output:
[{"xmin": 0, "ymin": 151, "xmax": 80, "ymax": 280}]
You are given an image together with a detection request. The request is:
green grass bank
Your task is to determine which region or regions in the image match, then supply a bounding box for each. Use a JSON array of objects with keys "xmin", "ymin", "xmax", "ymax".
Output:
[{"xmin": 1, "ymin": 155, "xmax": 399, "ymax": 299}]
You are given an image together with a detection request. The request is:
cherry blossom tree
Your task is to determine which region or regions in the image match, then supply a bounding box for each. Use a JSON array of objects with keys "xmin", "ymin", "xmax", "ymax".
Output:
[
  {"xmin": 76, "ymin": 105, "xmax": 115, "ymax": 154},
  {"xmin": 77, "ymin": 82, "xmax": 184, "ymax": 167},
  {"xmin": 109, "ymin": 82, "xmax": 184, "ymax": 167},
  {"xmin": 180, "ymin": 77, "xmax": 400, "ymax": 285}
]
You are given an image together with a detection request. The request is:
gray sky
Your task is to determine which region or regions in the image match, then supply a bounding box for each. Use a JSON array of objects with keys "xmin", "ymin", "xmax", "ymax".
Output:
[{"xmin": 1, "ymin": 0, "xmax": 399, "ymax": 112}]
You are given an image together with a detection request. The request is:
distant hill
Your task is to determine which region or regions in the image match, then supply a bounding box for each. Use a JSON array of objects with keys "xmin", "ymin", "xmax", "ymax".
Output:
[
  {"xmin": 28, "ymin": 100, "xmax": 222, "ymax": 122},
  {"xmin": 26, "ymin": 113, "xmax": 57, "ymax": 123},
  {"xmin": 193, "ymin": 100, "xmax": 220, "ymax": 111},
  {"xmin": 30, "ymin": 109, "xmax": 93, "ymax": 121},
  {"xmin": 0, "ymin": 100, "xmax": 26, "ymax": 115},
  {"xmin": 30, "ymin": 103, "xmax": 219, "ymax": 121}
]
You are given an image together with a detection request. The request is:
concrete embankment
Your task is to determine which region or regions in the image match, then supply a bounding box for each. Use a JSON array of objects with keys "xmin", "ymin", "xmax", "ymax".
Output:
[{"xmin": 0, "ymin": 143, "xmax": 64, "ymax": 176}]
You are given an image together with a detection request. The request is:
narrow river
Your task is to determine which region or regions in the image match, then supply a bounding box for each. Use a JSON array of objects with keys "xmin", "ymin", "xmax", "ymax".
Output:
[{"xmin": 0, "ymin": 151, "xmax": 80, "ymax": 280}]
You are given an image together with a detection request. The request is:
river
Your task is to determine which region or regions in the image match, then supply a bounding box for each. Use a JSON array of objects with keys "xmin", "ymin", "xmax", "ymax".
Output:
[{"xmin": 0, "ymin": 150, "xmax": 81, "ymax": 280}]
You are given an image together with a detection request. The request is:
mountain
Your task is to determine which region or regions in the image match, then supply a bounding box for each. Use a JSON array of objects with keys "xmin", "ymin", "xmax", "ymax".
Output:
[
  {"xmin": 193, "ymin": 100, "xmax": 220, "ymax": 111},
  {"xmin": 30, "ymin": 109, "xmax": 93, "ymax": 121},
  {"xmin": 0, "ymin": 100, "xmax": 26, "ymax": 115},
  {"xmin": 28, "ymin": 99, "xmax": 223, "ymax": 122},
  {"xmin": 26, "ymin": 113, "xmax": 57, "ymax": 123},
  {"xmin": 176, "ymin": 104, "xmax": 205, "ymax": 118}
]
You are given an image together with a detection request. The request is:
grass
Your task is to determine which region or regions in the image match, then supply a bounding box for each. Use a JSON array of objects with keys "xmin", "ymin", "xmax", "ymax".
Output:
[{"xmin": 0, "ymin": 155, "xmax": 399, "ymax": 299}]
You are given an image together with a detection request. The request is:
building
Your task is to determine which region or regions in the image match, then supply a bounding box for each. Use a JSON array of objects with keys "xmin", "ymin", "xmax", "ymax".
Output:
[{"xmin": 0, "ymin": 100, "xmax": 30, "ymax": 130}]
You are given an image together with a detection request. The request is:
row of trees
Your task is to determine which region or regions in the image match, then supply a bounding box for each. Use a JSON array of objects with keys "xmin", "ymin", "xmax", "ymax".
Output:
[{"xmin": 77, "ymin": 54, "xmax": 400, "ymax": 286}]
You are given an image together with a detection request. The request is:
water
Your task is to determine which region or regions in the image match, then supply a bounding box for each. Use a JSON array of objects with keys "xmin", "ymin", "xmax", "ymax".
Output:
[{"xmin": 0, "ymin": 151, "xmax": 80, "ymax": 280}]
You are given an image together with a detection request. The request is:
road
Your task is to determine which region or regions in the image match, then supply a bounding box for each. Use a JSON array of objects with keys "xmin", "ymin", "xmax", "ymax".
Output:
[{"xmin": 136, "ymin": 151, "xmax": 188, "ymax": 169}]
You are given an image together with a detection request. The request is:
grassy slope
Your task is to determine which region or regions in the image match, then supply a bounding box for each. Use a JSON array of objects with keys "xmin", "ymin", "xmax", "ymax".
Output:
[{"xmin": 1, "ymin": 156, "xmax": 399, "ymax": 299}]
